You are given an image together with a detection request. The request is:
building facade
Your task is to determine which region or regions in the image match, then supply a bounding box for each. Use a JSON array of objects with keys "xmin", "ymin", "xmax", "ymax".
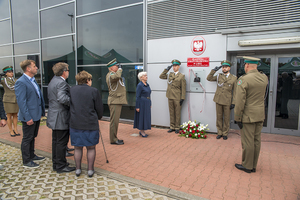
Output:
[{"xmin": 0, "ymin": 0, "xmax": 299, "ymax": 136}]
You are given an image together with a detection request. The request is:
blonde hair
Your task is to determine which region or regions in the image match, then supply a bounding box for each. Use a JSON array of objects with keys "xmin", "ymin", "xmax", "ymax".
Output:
[
  {"xmin": 75, "ymin": 70, "xmax": 92, "ymax": 85},
  {"xmin": 138, "ymin": 71, "xmax": 147, "ymax": 81}
]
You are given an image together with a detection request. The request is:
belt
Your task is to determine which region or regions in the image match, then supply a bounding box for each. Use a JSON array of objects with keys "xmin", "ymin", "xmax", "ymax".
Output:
[{"xmin": 141, "ymin": 96, "xmax": 150, "ymax": 99}]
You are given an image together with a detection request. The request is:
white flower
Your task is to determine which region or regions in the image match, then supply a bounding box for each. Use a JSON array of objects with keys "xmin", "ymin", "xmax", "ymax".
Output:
[
  {"xmin": 201, "ymin": 135, "xmax": 203, "ymax": 137},
  {"xmin": 182, "ymin": 122, "xmax": 188, "ymax": 128},
  {"xmin": 194, "ymin": 133, "xmax": 197, "ymax": 136},
  {"xmin": 190, "ymin": 129, "xmax": 192, "ymax": 132},
  {"xmin": 188, "ymin": 120, "xmax": 191, "ymax": 124},
  {"xmin": 206, "ymin": 124, "xmax": 209, "ymax": 127},
  {"xmin": 186, "ymin": 135, "xmax": 188, "ymax": 138}
]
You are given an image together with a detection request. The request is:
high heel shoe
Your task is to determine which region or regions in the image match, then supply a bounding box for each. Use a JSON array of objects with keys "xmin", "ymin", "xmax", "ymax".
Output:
[
  {"xmin": 139, "ymin": 132, "xmax": 148, "ymax": 138},
  {"xmin": 88, "ymin": 170, "xmax": 94, "ymax": 177},
  {"xmin": 75, "ymin": 169, "xmax": 81, "ymax": 177},
  {"xmin": 13, "ymin": 130, "xmax": 20, "ymax": 136}
]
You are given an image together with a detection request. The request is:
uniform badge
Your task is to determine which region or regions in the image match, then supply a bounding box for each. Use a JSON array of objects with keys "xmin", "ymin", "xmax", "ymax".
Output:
[{"xmin": 238, "ymin": 80, "xmax": 242, "ymax": 85}]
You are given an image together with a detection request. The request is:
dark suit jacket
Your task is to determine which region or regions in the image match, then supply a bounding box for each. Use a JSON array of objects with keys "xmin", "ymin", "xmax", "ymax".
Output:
[
  {"xmin": 70, "ymin": 84, "xmax": 103, "ymax": 130},
  {"xmin": 0, "ymin": 97, "xmax": 7, "ymax": 120},
  {"xmin": 47, "ymin": 76, "xmax": 70, "ymax": 130},
  {"xmin": 15, "ymin": 74, "xmax": 45, "ymax": 122}
]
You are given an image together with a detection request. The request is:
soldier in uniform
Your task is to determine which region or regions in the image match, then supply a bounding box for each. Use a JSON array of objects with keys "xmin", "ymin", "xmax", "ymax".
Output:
[
  {"xmin": 106, "ymin": 58, "xmax": 127, "ymax": 145},
  {"xmin": 207, "ymin": 60, "xmax": 237, "ymax": 140},
  {"xmin": 234, "ymin": 56, "xmax": 268, "ymax": 173},
  {"xmin": 159, "ymin": 59, "xmax": 186, "ymax": 134}
]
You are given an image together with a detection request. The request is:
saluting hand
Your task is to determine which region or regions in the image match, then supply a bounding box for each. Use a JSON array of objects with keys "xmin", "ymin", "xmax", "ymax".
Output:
[
  {"xmin": 166, "ymin": 65, "xmax": 172, "ymax": 71},
  {"xmin": 213, "ymin": 66, "xmax": 222, "ymax": 71}
]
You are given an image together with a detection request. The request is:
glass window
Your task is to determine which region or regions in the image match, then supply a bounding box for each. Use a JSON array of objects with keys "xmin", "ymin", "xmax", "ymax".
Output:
[
  {"xmin": 14, "ymin": 41, "xmax": 39, "ymax": 55},
  {"xmin": 77, "ymin": 5, "xmax": 143, "ymax": 65},
  {"xmin": 14, "ymin": 56, "xmax": 41, "ymax": 87},
  {"xmin": 0, "ymin": 20, "xmax": 11, "ymax": 44},
  {"xmin": 0, "ymin": 0, "xmax": 9, "ymax": 19},
  {"xmin": 78, "ymin": 65, "xmax": 140, "ymax": 119},
  {"xmin": 40, "ymin": 0, "xmax": 69, "ymax": 9},
  {"xmin": 0, "ymin": 57, "xmax": 13, "ymax": 69},
  {"xmin": 0, "ymin": 45, "xmax": 12, "ymax": 57},
  {"xmin": 42, "ymin": 36, "xmax": 75, "ymax": 86},
  {"xmin": 77, "ymin": 0, "xmax": 142, "ymax": 15},
  {"xmin": 40, "ymin": 3, "xmax": 75, "ymax": 38},
  {"xmin": 11, "ymin": 0, "xmax": 39, "ymax": 42}
]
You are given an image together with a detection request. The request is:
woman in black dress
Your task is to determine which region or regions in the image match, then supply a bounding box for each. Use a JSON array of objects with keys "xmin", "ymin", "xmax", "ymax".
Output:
[
  {"xmin": 134, "ymin": 72, "xmax": 151, "ymax": 137},
  {"xmin": 70, "ymin": 71, "xmax": 103, "ymax": 177}
]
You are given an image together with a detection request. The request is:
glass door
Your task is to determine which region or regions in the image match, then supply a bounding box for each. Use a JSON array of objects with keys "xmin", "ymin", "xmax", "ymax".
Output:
[{"xmin": 271, "ymin": 55, "xmax": 300, "ymax": 136}]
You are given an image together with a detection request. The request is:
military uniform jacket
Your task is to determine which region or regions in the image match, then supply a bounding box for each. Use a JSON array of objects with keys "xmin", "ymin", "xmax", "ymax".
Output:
[
  {"xmin": 234, "ymin": 69, "xmax": 268, "ymax": 123},
  {"xmin": 206, "ymin": 69, "xmax": 237, "ymax": 105},
  {"xmin": 1, "ymin": 77, "xmax": 17, "ymax": 103},
  {"xmin": 106, "ymin": 69, "xmax": 127, "ymax": 105},
  {"xmin": 159, "ymin": 69, "xmax": 186, "ymax": 100}
]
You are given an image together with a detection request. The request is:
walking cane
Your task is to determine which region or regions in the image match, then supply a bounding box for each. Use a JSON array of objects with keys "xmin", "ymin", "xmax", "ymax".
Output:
[{"xmin": 99, "ymin": 130, "xmax": 109, "ymax": 163}]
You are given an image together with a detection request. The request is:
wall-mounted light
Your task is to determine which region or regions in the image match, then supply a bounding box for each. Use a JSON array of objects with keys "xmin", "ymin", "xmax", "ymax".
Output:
[{"xmin": 238, "ymin": 36, "xmax": 300, "ymax": 46}]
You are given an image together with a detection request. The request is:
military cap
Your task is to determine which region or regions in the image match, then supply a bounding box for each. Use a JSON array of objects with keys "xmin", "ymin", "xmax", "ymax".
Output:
[
  {"xmin": 2, "ymin": 66, "xmax": 13, "ymax": 73},
  {"xmin": 243, "ymin": 56, "xmax": 260, "ymax": 64},
  {"xmin": 221, "ymin": 60, "xmax": 232, "ymax": 67},
  {"xmin": 107, "ymin": 58, "xmax": 118, "ymax": 68},
  {"xmin": 171, "ymin": 59, "xmax": 181, "ymax": 65}
]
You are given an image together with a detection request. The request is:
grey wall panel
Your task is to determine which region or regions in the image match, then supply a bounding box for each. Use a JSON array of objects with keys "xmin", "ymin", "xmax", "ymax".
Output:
[
  {"xmin": 148, "ymin": 34, "xmax": 227, "ymax": 64},
  {"xmin": 151, "ymin": 91, "xmax": 170, "ymax": 127}
]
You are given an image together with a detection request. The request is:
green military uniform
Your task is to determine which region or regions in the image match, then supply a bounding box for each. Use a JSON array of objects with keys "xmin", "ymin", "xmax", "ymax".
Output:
[
  {"xmin": 106, "ymin": 59, "xmax": 127, "ymax": 144},
  {"xmin": 234, "ymin": 56, "xmax": 268, "ymax": 171},
  {"xmin": 1, "ymin": 66, "xmax": 19, "ymax": 113},
  {"xmin": 207, "ymin": 60, "xmax": 237, "ymax": 137},
  {"xmin": 159, "ymin": 59, "xmax": 186, "ymax": 132}
]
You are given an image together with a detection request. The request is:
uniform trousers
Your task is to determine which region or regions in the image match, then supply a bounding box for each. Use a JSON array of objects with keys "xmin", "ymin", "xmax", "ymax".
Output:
[
  {"xmin": 52, "ymin": 129, "xmax": 69, "ymax": 170},
  {"xmin": 168, "ymin": 99, "xmax": 181, "ymax": 130},
  {"xmin": 216, "ymin": 103, "xmax": 230, "ymax": 136},
  {"xmin": 21, "ymin": 120, "xmax": 40, "ymax": 164},
  {"xmin": 109, "ymin": 104, "xmax": 122, "ymax": 143},
  {"xmin": 241, "ymin": 121, "xmax": 263, "ymax": 169}
]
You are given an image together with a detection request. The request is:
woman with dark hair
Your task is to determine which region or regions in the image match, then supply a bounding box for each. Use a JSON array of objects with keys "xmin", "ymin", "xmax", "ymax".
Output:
[
  {"xmin": 69, "ymin": 70, "xmax": 103, "ymax": 177},
  {"xmin": 1, "ymin": 66, "xmax": 19, "ymax": 137}
]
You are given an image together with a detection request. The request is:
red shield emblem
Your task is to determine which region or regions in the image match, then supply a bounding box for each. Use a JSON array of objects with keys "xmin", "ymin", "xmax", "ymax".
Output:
[{"xmin": 191, "ymin": 36, "xmax": 206, "ymax": 56}]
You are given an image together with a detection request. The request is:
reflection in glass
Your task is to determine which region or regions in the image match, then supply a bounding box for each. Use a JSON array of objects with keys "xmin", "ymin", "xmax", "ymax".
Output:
[
  {"xmin": 0, "ymin": 57, "xmax": 13, "ymax": 69},
  {"xmin": 275, "ymin": 57, "xmax": 300, "ymax": 130},
  {"xmin": 0, "ymin": 45, "xmax": 12, "ymax": 57},
  {"xmin": 40, "ymin": 0, "xmax": 69, "ymax": 9},
  {"xmin": 42, "ymin": 37, "xmax": 75, "ymax": 86},
  {"xmin": 14, "ymin": 56, "xmax": 41, "ymax": 84},
  {"xmin": 11, "ymin": 0, "xmax": 39, "ymax": 42},
  {"xmin": 77, "ymin": 5, "xmax": 143, "ymax": 64},
  {"xmin": 0, "ymin": 0, "xmax": 9, "ymax": 19},
  {"xmin": 77, "ymin": 0, "xmax": 142, "ymax": 15},
  {"xmin": 78, "ymin": 65, "xmax": 141, "ymax": 120},
  {"xmin": 14, "ymin": 42, "xmax": 39, "ymax": 55},
  {"xmin": 237, "ymin": 58, "xmax": 271, "ymax": 127},
  {"xmin": 0, "ymin": 20, "xmax": 11, "ymax": 44},
  {"xmin": 41, "ymin": 3, "xmax": 75, "ymax": 38}
]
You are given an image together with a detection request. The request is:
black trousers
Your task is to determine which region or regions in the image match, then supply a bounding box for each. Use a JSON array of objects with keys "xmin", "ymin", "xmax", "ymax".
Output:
[
  {"xmin": 21, "ymin": 120, "xmax": 40, "ymax": 164},
  {"xmin": 52, "ymin": 129, "xmax": 69, "ymax": 170}
]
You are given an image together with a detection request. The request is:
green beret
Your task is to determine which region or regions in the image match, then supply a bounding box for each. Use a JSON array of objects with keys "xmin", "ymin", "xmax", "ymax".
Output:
[
  {"xmin": 221, "ymin": 60, "xmax": 232, "ymax": 67},
  {"xmin": 171, "ymin": 59, "xmax": 181, "ymax": 65},
  {"xmin": 243, "ymin": 56, "xmax": 260, "ymax": 64},
  {"xmin": 107, "ymin": 58, "xmax": 118, "ymax": 68},
  {"xmin": 2, "ymin": 66, "xmax": 13, "ymax": 73}
]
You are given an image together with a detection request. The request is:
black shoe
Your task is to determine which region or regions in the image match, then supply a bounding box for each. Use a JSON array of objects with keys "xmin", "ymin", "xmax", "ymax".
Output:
[
  {"xmin": 67, "ymin": 147, "xmax": 74, "ymax": 152},
  {"xmin": 235, "ymin": 164, "xmax": 251, "ymax": 173},
  {"xmin": 167, "ymin": 129, "xmax": 175, "ymax": 133},
  {"xmin": 23, "ymin": 161, "xmax": 39, "ymax": 168},
  {"xmin": 32, "ymin": 155, "xmax": 45, "ymax": 161},
  {"xmin": 57, "ymin": 166, "xmax": 76, "ymax": 173},
  {"xmin": 117, "ymin": 139, "xmax": 124, "ymax": 143},
  {"xmin": 175, "ymin": 130, "xmax": 179, "ymax": 134},
  {"xmin": 111, "ymin": 140, "xmax": 124, "ymax": 145},
  {"xmin": 223, "ymin": 136, "xmax": 228, "ymax": 140},
  {"xmin": 13, "ymin": 130, "xmax": 20, "ymax": 136},
  {"xmin": 216, "ymin": 135, "xmax": 222, "ymax": 139},
  {"xmin": 251, "ymin": 168, "xmax": 256, "ymax": 172},
  {"xmin": 66, "ymin": 152, "xmax": 74, "ymax": 157}
]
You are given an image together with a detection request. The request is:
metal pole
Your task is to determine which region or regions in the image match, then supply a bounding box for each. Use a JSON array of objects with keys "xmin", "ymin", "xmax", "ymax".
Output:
[{"xmin": 99, "ymin": 129, "xmax": 109, "ymax": 163}]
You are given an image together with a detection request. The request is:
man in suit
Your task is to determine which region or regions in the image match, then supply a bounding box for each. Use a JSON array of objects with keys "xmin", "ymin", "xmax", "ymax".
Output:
[
  {"xmin": 0, "ymin": 96, "xmax": 7, "ymax": 170},
  {"xmin": 47, "ymin": 62, "xmax": 75, "ymax": 173},
  {"xmin": 234, "ymin": 56, "xmax": 268, "ymax": 173},
  {"xmin": 207, "ymin": 60, "xmax": 237, "ymax": 140},
  {"xmin": 15, "ymin": 59, "xmax": 45, "ymax": 168},
  {"xmin": 106, "ymin": 58, "xmax": 127, "ymax": 145},
  {"xmin": 159, "ymin": 59, "xmax": 186, "ymax": 134}
]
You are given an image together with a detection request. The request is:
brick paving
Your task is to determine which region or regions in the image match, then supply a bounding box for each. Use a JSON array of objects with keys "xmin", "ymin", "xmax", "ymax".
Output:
[{"xmin": 0, "ymin": 120, "xmax": 300, "ymax": 200}]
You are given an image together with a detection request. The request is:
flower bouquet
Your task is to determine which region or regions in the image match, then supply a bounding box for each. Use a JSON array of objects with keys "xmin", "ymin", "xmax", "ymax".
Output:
[{"xmin": 179, "ymin": 120, "xmax": 209, "ymax": 139}]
